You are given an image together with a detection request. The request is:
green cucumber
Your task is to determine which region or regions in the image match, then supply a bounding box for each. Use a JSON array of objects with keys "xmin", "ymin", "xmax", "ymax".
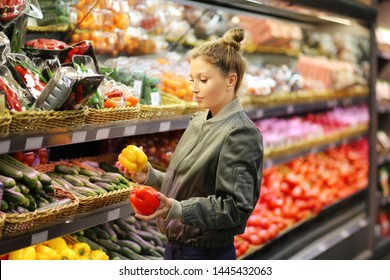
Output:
[
  {"xmin": 110, "ymin": 223, "xmax": 128, "ymax": 240},
  {"xmin": 115, "ymin": 218, "xmax": 137, "ymax": 233},
  {"xmin": 78, "ymin": 168, "xmax": 102, "ymax": 177},
  {"xmin": 36, "ymin": 198, "xmax": 72, "ymax": 211},
  {"xmin": 69, "ymin": 186, "xmax": 96, "ymax": 197},
  {"xmin": 62, "ymin": 174, "xmax": 84, "ymax": 187},
  {"xmin": 84, "ymin": 228, "xmax": 98, "ymax": 241},
  {"xmin": 120, "ymin": 247, "xmax": 149, "ymax": 260},
  {"xmin": 127, "ymin": 231, "xmax": 156, "ymax": 253},
  {"xmin": 95, "ymin": 238, "xmax": 121, "ymax": 252},
  {"xmin": 94, "ymin": 182, "xmax": 115, "ymax": 192},
  {"xmin": 42, "ymin": 183, "xmax": 55, "ymax": 194},
  {"xmin": 0, "ymin": 175, "xmax": 16, "ymax": 189},
  {"xmin": 0, "ymin": 159, "xmax": 23, "ymax": 180},
  {"xmin": 25, "ymin": 193, "xmax": 37, "ymax": 211},
  {"xmin": 115, "ymin": 239, "xmax": 142, "ymax": 254},
  {"xmin": 16, "ymin": 182, "xmax": 30, "ymax": 195},
  {"xmin": 0, "ymin": 155, "xmax": 38, "ymax": 186},
  {"xmin": 89, "ymin": 176, "xmax": 116, "ymax": 184},
  {"xmin": 3, "ymin": 187, "xmax": 26, "ymax": 205},
  {"xmin": 1, "ymin": 199, "xmax": 9, "ymax": 211},
  {"xmin": 38, "ymin": 172, "xmax": 52, "ymax": 186},
  {"xmin": 92, "ymin": 225, "xmax": 110, "ymax": 239},
  {"xmin": 108, "ymin": 251, "xmax": 129, "ymax": 260},
  {"xmin": 100, "ymin": 222, "xmax": 118, "ymax": 241},
  {"xmin": 54, "ymin": 164, "xmax": 79, "ymax": 175}
]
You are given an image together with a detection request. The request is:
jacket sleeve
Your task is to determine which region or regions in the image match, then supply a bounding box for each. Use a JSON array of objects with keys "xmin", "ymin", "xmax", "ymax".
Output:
[
  {"xmin": 144, "ymin": 163, "xmax": 165, "ymax": 191},
  {"xmin": 181, "ymin": 124, "xmax": 264, "ymax": 229}
]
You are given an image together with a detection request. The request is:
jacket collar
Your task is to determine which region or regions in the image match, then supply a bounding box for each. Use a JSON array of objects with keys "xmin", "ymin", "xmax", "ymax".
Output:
[{"xmin": 203, "ymin": 97, "xmax": 243, "ymax": 123}]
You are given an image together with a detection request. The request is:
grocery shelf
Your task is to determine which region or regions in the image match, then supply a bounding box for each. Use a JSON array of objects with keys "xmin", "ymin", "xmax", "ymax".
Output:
[
  {"xmin": 245, "ymin": 96, "xmax": 368, "ymax": 120},
  {"xmin": 243, "ymin": 188, "xmax": 368, "ymax": 259},
  {"xmin": 0, "ymin": 201, "xmax": 134, "ymax": 255},
  {"xmin": 0, "ymin": 96, "xmax": 367, "ymax": 155},
  {"xmin": 264, "ymin": 131, "xmax": 368, "ymax": 169},
  {"xmin": 182, "ymin": 0, "xmax": 376, "ymax": 24}
]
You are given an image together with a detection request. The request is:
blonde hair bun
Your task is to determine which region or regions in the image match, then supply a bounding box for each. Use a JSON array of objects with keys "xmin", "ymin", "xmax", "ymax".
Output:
[{"xmin": 219, "ymin": 28, "xmax": 245, "ymax": 51}]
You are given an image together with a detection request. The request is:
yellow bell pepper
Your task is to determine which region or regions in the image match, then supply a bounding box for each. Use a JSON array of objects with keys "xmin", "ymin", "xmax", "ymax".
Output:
[
  {"xmin": 118, "ymin": 145, "xmax": 148, "ymax": 172},
  {"xmin": 35, "ymin": 244, "xmax": 60, "ymax": 260},
  {"xmin": 46, "ymin": 237, "xmax": 67, "ymax": 250},
  {"xmin": 59, "ymin": 247, "xmax": 78, "ymax": 260},
  {"xmin": 36, "ymin": 252, "xmax": 51, "ymax": 260},
  {"xmin": 8, "ymin": 246, "xmax": 36, "ymax": 260},
  {"xmin": 90, "ymin": 249, "xmax": 109, "ymax": 260},
  {"xmin": 72, "ymin": 242, "xmax": 91, "ymax": 257}
]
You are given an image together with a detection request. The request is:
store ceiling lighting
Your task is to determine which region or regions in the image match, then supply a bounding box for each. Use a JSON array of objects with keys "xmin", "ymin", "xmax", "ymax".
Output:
[{"xmin": 317, "ymin": 14, "xmax": 351, "ymax": 25}]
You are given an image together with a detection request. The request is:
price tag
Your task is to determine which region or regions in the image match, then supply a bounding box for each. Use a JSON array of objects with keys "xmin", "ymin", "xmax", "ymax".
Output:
[
  {"xmin": 107, "ymin": 208, "xmax": 120, "ymax": 221},
  {"xmin": 286, "ymin": 105, "xmax": 294, "ymax": 114},
  {"xmin": 327, "ymin": 100, "xmax": 337, "ymax": 108},
  {"xmin": 31, "ymin": 231, "xmax": 48, "ymax": 245},
  {"xmin": 159, "ymin": 121, "xmax": 171, "ymax": 132},
  {"xmin": 96, "ymin": 128, "xmax": 110, "ymax": 140},
  {"xmin": 0, "ymin": 140, "xmax": 11, "ymax": 154},
  {"xmin": 255, "ymin": 109, "xmax": 264, "ymax": 119},
  {"xmin": 25, "ymin": 137, "xmax": 43, "ymax": 150},
  {"xmin": 124, "ymin": 126, "xmax": 136, "ymax": 136},
  {"xmin": 71, "ymin": 131, "xmax": 87, "ymax": 144}
]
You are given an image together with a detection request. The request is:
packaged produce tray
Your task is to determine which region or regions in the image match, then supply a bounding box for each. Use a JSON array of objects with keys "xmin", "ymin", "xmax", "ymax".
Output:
[
  {"xmin": 9, "ymin": 108, "xmax": 88, "ymax": 134},
  {"xmin": 85, "ymin": 106, "xmax": 140, "ymax": 125},
  {"xmin": 35, "ymin": 161, "xmax": 134, "ymax": 214},
  {"xmin": 1, "ymin": 187, "xmax": 79, "ymax": 236},
  {"xmin": 0, "ymin": 110, "xmax": 11, "ymax": 138},
  {"xmin": 139, "ymin": 92, "xmax": 185, "ymax": 119}
]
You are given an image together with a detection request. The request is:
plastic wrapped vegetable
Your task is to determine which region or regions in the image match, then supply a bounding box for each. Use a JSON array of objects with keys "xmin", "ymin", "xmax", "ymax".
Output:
[
  {"xmin": 118, "ymin": 145, "xmax": 148, "ymax": 172},
  {"xmin": 129, "ymin": 185, "xmax": 160, "ymax": 215},
  {"xmin": 0, "ymin": 65, "xmax": 28, "ymax": 110},
  {"xmin": 0, "ymin": 32, "xmax": 10, "ymax": 65}
]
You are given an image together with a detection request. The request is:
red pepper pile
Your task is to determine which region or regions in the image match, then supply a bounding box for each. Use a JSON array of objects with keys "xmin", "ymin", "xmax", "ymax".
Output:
[
  {"xmin": 0, "ymin": 0, "xmax": 26, "ymax": 23},
  {"xmin": 0, "ymin": 76, "xmax": 22, "ymax": 111}
]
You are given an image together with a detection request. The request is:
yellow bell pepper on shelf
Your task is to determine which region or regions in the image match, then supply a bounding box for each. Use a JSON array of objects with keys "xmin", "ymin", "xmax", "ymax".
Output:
[
  {"xmin": 36, "ymin": 252, "xmax": 51, "ymax": 260},
  {"xmin": 8, "ymin": 246, "xmax": 36, "ymax": 260},
  {"xmin": 58, "ymin": 247, "xmax": 78, "ymax": 260},
  {"xmin": 45, "ymin": 237, "xmax": 68, "ymax": 250},
  {"xmin": 118, "ymin": 145, "xmax": 148, "ymax": 172},
  {"xmin": 90, "ymin": 249, "xmax": 109, "ymax": 260},
  {"xmin": 72, "ymin": 242, "xmax": 91, "ymax": 257},
  {"xmin": 35, "ymin": 244, "xmax": 60, "ymax": 260}
]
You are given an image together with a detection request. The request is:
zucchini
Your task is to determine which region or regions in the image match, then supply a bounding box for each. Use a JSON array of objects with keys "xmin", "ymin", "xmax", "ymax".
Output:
[
  {"xmin": 115, "ymin": 239, "xmax": 142, "ymax": 254},
  {"xmin": 54, "ymin": 164, "xmax": 79, "ymax": 175},
  {"xmin": 110, "ymin": 223, "xmax": 128, "ymax": 240},
  {"xmin": 0, "ymin": 175, "xmax": 16, "ymax": 189},
  {"xmin": 78, "ymin": 168, "xmax": 102, "ymax": 177},
  {"xmin": 0, "ymin": 160, "xmax": 23, "ymax": 180},
  {"xmin": 0, "ymin": 155, "xmax": 38, "ymax": 186},
  {"xmin": 94, "ymin": 182, "xmax": 115, "ymax": 192},
  {"xmin": 89, "ymin": 176, "xmax": 116, "ymax": 184},
  {"xmin": 16, "ymin": 182, "xmax": 30, "ymax": 195},
  {"xmin": 3, "ymin": 187, "xmax": 26, "ymax": 205},
  {"xmin": 84, "ymin": 228, "xmax": 98, "ymax": 241},
  {"xmin": 100, "ymin": 222, "xmax": 118, "ymax": 241},
  {"xmin": 120, "ymin": 247, "xmax": 149, "ymax": 260},
  {"xmin": 92, "ymin": 225, "xmax": 110, "ymax": 239},
  {"xmin": 25, "ymin": 193, "xmax": 37, "ymax": 211},
  {"xmin": 36, "ymin": 198, "xmax": 72, "ymax": 211},
  {"xmin": 69, "ymin": 186, "xmax": 96, "ymax": 197},
  {"xmin": 108, "ymin": 251, "xmax": 129, "ymax": 260},
  {"xmin": 135, "ymin": 229, "xmax": 155, "ymax": 242},
  {"xmin": 127, "ymin": 231, "xmax": 156, "ymax": 253},
  {"xmin": 1, "ymin": 199, "xmax": 9, "ymax": 211},
  {"xmin": 62, "ymin": 174, "xmax": 84, "ymax": 187},
  {"xmin": 95, "ymin": 238, "xmax": 121, "ymax": 252},
  {"xmin": 33, "ymin": 180, "xmax": 43, "ymax": 192},
  {"xmin": 115, "ymin": 218, "xmax": 137, "ymax": 233},
  {"xmin": 38, "ymin": 172, "xmax": 52, "ymax": 186},
  {"xmin": 42, "ymin": 183, "xmax": 55, "ymax": 194}
]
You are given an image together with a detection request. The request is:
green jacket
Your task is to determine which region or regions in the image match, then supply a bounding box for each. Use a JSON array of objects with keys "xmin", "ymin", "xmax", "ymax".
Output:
[{"xmin": 145, "ymin": 98, "xmax": 264, "ymax": 248}]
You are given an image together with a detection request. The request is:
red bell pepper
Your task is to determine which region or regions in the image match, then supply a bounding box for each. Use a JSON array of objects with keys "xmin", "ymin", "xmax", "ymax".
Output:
[
  {"xmin": 0, "ymin": 76, "xmax": 23, "ymax": 111},
  {"xmin": 14, "ymin": 65, "xmax": 46, "ymax": 97},
  {"xmin": 129, "ymin": 185, "xmax": 160, "ymax": 216}
]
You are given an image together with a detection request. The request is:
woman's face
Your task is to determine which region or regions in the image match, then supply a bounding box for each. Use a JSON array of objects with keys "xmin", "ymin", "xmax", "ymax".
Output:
[{"xmin": 189, "ymin": 57, "xmax": 236, "ymax": 117}]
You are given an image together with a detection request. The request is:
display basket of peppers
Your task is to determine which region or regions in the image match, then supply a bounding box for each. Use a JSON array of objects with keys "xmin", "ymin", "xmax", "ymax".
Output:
[
  {"xmin": 139, "ymin": 92, "xmax": 186, "ymax": 120},
  {"xmin": 35, "ymin": 161, "xmax": 135, "ymax": 214},
  {"xmin": 2, "ymin": 187, "xmax": 79, "ymax": 236}
]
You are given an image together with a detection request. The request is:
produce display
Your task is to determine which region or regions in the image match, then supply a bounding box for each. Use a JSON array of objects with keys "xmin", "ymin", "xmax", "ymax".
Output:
[{"xmin": 235, "ymin": 138, "xmax": 369, "ymax": 258}]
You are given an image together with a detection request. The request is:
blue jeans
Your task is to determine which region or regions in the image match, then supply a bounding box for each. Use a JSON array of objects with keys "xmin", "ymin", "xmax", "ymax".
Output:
[{"xmin": 164, "ymin": 241, "xmax": 236, "ymax": 260}]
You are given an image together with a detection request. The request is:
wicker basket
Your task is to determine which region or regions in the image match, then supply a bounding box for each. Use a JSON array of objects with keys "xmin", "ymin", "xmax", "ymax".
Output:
[
  {"xmin": 9, "ymin": 108, "xmax": 88, "ymax": 134},
  {"xmin": 35, "ymin": 161, "xmax": 134, "ymax": 214},
  {"xmin": 2, "ymin": 188, "xmax": 79, "ymax": 236},
  {"xmin": 139, "ymin": 92, "xmax": 186, "ymax": 119},
  {"xmin": 85, "ymin": 106, "xmax": 140, "ymax": 125},
  {"xmin": 0, "ymin": 211, "xmax": 5, "ymax": 238},
  {"xmin": 0, "ymin": 110, "xmax": 11, "ymax": 138}
]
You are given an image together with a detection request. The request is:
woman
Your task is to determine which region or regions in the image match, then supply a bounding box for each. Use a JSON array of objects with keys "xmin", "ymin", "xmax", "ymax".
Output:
[{"xmin": 118, "ymin": 28, "xmax": 264, "ymax": 260}]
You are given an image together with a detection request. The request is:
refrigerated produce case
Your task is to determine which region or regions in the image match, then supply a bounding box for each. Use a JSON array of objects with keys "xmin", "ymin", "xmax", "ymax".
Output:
[{"xmin": 0, "ymin": 0, "xmax": 384, "ymax": 259}]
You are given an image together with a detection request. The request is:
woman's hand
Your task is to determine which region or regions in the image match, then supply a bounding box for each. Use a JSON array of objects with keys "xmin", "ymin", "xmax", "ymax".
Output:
[
  {"xmin": 116, "ymin": 161, "xmax": 149, "ymax": 184},
  {"xmin": 134, "ymin": 192, "xmax": 173, "ymax": 221}
]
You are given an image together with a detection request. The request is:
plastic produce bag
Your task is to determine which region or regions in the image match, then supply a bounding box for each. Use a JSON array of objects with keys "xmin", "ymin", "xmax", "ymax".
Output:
[
  {"xmin": 0, "ymin": 65, "xmax": 29, "ymax": 111},
  {"xmin": 32, "ymin": 66, "xmax": 78, "ymax": 110},
  {"xmin": 0, "ymin": 31, "xmax": 10, "ymax": 65}
]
